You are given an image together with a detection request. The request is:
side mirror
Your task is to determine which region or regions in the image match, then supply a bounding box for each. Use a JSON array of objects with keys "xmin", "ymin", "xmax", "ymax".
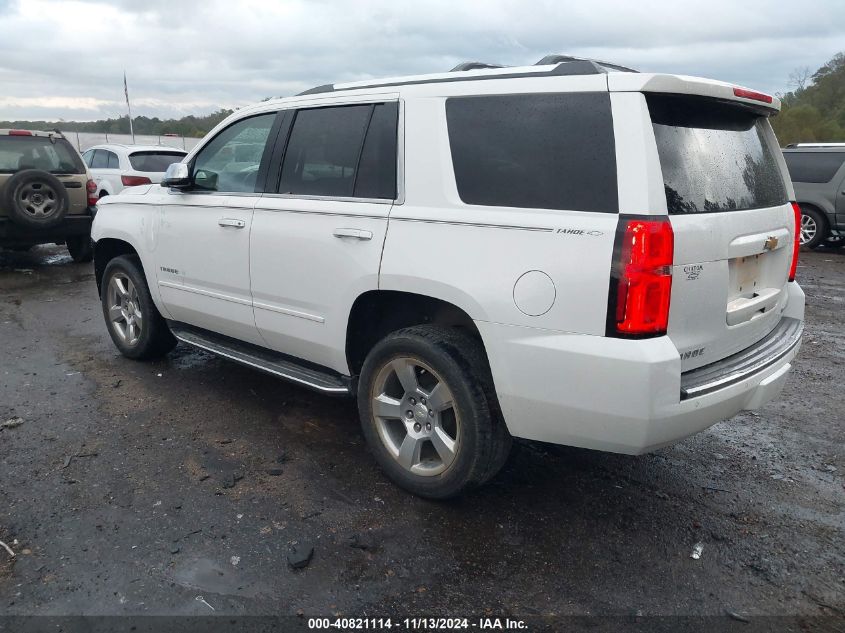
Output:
[{"xmin": 162, "ymin": 162, "xmax": 191, "ymax": 189}]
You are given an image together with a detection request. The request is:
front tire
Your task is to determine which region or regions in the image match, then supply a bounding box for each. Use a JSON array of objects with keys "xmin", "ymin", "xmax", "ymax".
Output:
[
  {"xmin": 799, "ymin": 206, "xmax": 829, "ymax": 249},
  {"xmin": 100, "ymin": 255, "xmax": 176, "ymax": 359},
  {"xmin": 358, "ymin": 326, "xmax": 511, "ymax": 499}
]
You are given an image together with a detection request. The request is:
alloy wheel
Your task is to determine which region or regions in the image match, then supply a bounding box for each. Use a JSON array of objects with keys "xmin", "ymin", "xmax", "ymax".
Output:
[
  {"xmin": 370, "ymin": 356, "xmax": 460, "ymax": 476},
  {"xmin": 800, "ymin": 212, "xmax": 817, "ymax": 245},
  {"xmin": 107, "ymin": 273, "xmax": 143, "ymax": 347}
]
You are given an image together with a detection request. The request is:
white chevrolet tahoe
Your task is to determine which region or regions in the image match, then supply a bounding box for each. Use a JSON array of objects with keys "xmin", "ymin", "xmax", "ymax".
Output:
[{"xmin": 91, "ymin": 56, "xmax": 805, "ymax": 498}]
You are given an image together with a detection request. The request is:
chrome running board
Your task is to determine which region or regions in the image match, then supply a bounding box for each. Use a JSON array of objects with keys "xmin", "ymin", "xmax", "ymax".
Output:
[{"xmin": 169, "ymin": 323, "xmax": 351, "ymax": 395}]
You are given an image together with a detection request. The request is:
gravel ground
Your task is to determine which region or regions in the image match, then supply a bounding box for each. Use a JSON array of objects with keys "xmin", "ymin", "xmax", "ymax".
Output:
[{"xmin": 0, "ymin": 245, "xmax": 842, "ymax": 630}]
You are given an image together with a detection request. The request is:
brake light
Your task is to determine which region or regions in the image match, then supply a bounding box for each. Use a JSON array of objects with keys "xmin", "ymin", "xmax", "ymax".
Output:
[
  {"xmin": 733, "ymin": 87, "xmax": 773, "ymax": 104},
  {"xmin": 121, "ymin": 175, "xmax": 152, "ymax": 187},
  {"xmin": 608, "ymin": 217, "xmax": 674, "ymax": 337},
  {"xmin": 9, "ymin": 130, "xmax": 33, "ymax": 136},
  {"xmin": 789, "ymin": 202, "xmax": 801, "ymax": 282},
  {"xmin": 86, "ymin": 179, "xmax": 98, "ymax": 206}
]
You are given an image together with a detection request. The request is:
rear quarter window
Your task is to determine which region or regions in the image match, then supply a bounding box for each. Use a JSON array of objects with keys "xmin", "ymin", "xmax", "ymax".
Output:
[
  {"xmin": 445, "ymin": 93, "xmax": 618, "ymax": 213},
  {"xmin": 783, "ymin": 152, "xmax": 845, "ymax": 184},
  {"xmin": 648, "ymin": 95, "xmax": 787, "ymax": 214}
]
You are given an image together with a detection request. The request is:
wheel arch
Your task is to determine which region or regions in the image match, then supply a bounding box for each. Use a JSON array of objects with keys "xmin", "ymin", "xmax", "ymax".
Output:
[
  {"xmin": 93, "ymin": 238, "xmax": 140, "ymax": 293},
  {"xmin": 345, "ymin": 290, "xmax": 487, "ymax": 377}
]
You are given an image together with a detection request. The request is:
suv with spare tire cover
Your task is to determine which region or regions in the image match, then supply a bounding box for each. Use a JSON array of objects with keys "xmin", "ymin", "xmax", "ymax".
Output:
[
  {"xmin": 92, "ymin": 57, "xmax": 805, "ymax": 498},
  {"xmin": 0, "ymin": 129, "xmax": 98, "ymax": 261}
]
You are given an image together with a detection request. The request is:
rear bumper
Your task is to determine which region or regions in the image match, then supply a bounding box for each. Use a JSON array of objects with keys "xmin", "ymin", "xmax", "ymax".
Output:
[
  {"xmin": 0, "ymin": 213, "xmax": 94, "ymax": 244},
  {"xmin": 478, "ymin": 283, "xmax": 805, "ymax": 455}
]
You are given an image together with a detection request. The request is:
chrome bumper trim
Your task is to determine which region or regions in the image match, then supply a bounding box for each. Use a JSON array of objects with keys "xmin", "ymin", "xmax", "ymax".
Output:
[{"xmin": 680, "ymin": 317, "xmax": 803, "ymax": 400}]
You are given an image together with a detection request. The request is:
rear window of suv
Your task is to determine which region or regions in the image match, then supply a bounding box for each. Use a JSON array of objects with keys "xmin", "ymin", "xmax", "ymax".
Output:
[
  {"xmin": 0, "ymin": 135, "xmax": 84, "ymax": 174},
  {"xmin": 128, "ymin": 151, "xmax": 187, "ymax": 172},
  {"xmin": 446, "ymin": 93, "xmax": 618, "ymax": 213},
  {"xmin": 647, "ymin": 95, "xmax": 787, "ymax": 214},
  {"xmin": 783, "ymin": 151, "xmax": 845, "ymax": 184}
]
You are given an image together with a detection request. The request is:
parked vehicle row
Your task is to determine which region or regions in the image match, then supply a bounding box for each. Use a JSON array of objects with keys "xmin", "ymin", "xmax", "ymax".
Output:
[{"xmin": 90, "ymin": 56, "xmax": 805, "ymax": 497}]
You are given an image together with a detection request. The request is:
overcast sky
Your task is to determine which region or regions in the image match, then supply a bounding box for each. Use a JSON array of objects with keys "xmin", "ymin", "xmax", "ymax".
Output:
[{"xmin": 0, "ymin": 0, "xmax": 842, "ymax": 122}]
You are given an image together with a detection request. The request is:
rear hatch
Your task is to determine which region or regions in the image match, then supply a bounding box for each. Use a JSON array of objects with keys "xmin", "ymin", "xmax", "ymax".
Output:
[
  {"xmin": 644, "ymin": 89, "xmax": 794, "ymax": 371},
  {"xmin": 0, "ymin": 133, "xmax": 89, "ymax": 215}
]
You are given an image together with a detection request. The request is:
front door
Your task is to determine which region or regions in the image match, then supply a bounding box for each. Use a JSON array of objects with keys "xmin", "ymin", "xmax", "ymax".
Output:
[{"xmin": 153, "ymin": 112, "xmax": 279, "ymax": 345}]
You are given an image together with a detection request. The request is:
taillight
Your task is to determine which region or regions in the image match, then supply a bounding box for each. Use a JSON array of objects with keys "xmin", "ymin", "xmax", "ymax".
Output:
[
  {"xmin": 733, "ymin": 87, "xmax": 773, "ymax": 104},
  {"xmin": 789, "ymin": 202, "xmax": 801, "ymax": 282},
  {"xmin": 8, "ymin": 129, "xmax": 33, "ymax": 136},
  {"xmin": 86, "ymin": 179, "xmax": 98, "ymax": 207},
  {"xmin": 607, "ymin": 217, "xmax": 674, "ymax": 338},
  {"xmin": 121, "ymin": 175, "xmax": 152, "ymax": 187}
]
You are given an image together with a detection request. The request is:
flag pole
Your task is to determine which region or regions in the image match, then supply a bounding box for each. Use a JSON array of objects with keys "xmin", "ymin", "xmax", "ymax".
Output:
[{"xmin": 124, "ymin": 71, "xmax": 135, "ymax": 143}]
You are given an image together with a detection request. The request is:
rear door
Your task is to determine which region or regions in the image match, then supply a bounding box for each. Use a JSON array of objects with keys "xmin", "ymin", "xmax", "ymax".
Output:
[
  {"xmin": 250, "ymin": 100, "xmax": 398, "ymax": 374},
  {"xmin": 644, "ymin": 92, "xmax": 794, "ymax": 370}
]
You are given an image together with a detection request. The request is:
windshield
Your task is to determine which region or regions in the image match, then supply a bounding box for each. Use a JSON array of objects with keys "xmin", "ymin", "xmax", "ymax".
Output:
[
  {"xmin": 648, "ymin": 95, "xmax": 787, "ymax": 214},
  {"xmin": 0, "ymin": 135, "xmax": 85, "ymax": 174},
  {"xmin": 128, "ymin": 151, "xmax": 187, "ymax": 172}
]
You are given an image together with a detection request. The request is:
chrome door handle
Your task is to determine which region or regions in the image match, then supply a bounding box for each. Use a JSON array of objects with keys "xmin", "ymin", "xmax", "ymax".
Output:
[
  {"xmin": 218, "ymin": 218, "xmax": 246, "ymax": 228},
  {"xmin": 333, "ymin": 228, "xmax": 373, "ymax": 240}
]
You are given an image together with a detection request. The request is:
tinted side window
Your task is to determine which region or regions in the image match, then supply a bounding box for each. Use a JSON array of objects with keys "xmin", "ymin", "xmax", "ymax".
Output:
[
  {"xmin": 783, "ymin": 152, "xmax": 845, "ymax": 184},
  {"xmin": 82, "ymin": 150, "xmax": 94, "ymax": 166},
  {"xmin": 91, "ymin": 150, "xmax": 108, "ymax": 169},
  {"xmin": 193, "ymin": 113, "xmax": 276, "ymax": 192},
  {"xmin": 354, "ymin": 103, "xmax": 398, "ymax": 199},
  {"xmin": 279, "ymin": 105, "xmax": 372, "ymax": 197},
  {"xmin": 446, "ymin": 93, "xmax": 618, "ymax": 213},
  {"xmin": 107, "ymin": 151, "xmax": 119, "ymax": 169}
]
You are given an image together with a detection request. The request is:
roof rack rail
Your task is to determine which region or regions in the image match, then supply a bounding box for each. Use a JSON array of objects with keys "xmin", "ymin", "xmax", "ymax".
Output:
[
  {"xmin": 536, "ymin": 54, "xmax": 638, "ymax": 73},
  {"xmin": 784, "ymin": 142, "xmax": 845, "ymax": 148},
  {"xmin": 296, "ymin": 57, "xmax": 626, "ymax": 97},
  {"xmin": 449, "ymin": 62, "xmax": 506, "ymax": 72}
]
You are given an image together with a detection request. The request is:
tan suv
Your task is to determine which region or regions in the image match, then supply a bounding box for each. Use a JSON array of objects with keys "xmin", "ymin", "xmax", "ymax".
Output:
[{"xmin": 0, "ymin": 129, "xmax": 97, "ymax": 262}]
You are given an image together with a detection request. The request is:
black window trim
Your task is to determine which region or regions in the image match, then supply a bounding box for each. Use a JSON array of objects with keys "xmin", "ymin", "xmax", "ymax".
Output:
[{"xmin": 263, "ymin": 99, "xmax": 402, "ymax": 205}]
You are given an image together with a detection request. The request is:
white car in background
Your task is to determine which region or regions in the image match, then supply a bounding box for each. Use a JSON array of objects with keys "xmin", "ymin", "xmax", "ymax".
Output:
[{"xmin": 82, "ymin": 144, "xmax": 187, "ymax": 198}]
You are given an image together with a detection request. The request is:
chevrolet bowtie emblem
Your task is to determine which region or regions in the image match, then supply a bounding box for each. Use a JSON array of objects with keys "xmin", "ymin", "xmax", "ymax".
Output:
[{"xmin": 763, "ymin": 236, "xmax": 779, "ymax": 251}]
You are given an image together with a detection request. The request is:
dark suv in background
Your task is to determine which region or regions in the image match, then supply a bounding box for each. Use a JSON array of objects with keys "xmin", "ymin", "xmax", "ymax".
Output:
[
  {"xmin": 782, "ymin": 144, "xmax": 845, "ymax": 249},
  {"xmin": 0, "ymin": 129, "xmax": 98, "ymax": 262}
]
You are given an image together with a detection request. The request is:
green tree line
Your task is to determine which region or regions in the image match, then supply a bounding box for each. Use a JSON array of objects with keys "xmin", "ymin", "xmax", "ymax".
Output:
[
  {"xmin": 0, "ymin": 109, "xmax": 234, "ymax": 138},
  {"xmin": 772, "ymin": 52, "xmax": 845, "ymax": 145}
]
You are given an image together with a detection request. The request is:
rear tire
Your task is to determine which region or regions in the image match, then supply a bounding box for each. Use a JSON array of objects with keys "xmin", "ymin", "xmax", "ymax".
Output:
[
  {"xmin": 357, "ymin": 325, "xmax": 511, "ymax": 499},
  {"xmin": 799, "ymin": 206, "xmax": 829, "ymax": 249},
  {"xmin": 66, "ymin": 234, "xmax": 93, "ymax": 263},
  {"xmin": 100, "ymin": 255, "xmax": 176, "ymax": 360}
]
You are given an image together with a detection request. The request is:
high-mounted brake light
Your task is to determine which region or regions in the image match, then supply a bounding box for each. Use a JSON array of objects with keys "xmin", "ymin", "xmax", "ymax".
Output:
[
  {"xmin": 9, "ymin": 130, "xmax": 33, "ymax": 136},
  {"xmin": 607, "ymin": 217, "xmax": 674, "ymax": 337},
  {"xmin": 733, "ymin": 87, "xmax": 773, "ymax": 104},
  {"xmin": 86, "ymin": 179, "xmax": 98, "ymax": 207},
  {"xmin": 121, "ymin": 175, "xmax": 152, "ymax": 187},
  {"xmin": 789, "ymin": 202, "xmax": 801, "ymax": 282}
]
